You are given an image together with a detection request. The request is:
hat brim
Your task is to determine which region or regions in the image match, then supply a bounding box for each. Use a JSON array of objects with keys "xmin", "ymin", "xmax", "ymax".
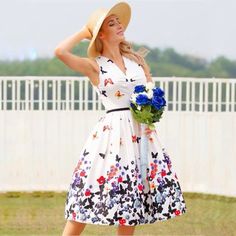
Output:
[{"xmin": 87, "ymin": 2, "xmax": 131, "ymax": 58}]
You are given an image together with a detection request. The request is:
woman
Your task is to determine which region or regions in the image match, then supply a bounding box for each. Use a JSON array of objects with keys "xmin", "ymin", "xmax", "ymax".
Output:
[{"xmin": 55, "ymin": 2, "xmax": 187, "ymax": 236}]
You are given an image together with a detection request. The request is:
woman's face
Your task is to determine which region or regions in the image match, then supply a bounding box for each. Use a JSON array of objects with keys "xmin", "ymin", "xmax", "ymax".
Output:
[{"xmin": 98, "ymin": 14, "xmax": 125, "ymax": 43}]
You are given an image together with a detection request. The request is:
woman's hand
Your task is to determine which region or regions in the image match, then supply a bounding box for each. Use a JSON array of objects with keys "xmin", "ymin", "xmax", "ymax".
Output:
[
  {"xmin": 54, "ymin": 25, "xmax": 92, "ymax": 55},
  {"xmin": 81, "ymin": 25, "xmax": 92, "ymax": 40}
]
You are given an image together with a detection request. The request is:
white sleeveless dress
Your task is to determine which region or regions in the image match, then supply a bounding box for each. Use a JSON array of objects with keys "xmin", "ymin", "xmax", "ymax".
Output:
[{"xmin": 64, "ymin": 55, "xmax": 187, "ymax": 226}]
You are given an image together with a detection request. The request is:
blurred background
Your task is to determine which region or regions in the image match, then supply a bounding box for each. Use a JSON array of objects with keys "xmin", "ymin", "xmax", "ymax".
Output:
[{"xmin": 0, "ymin": 0, "xmax": 235, "ymax": 235}]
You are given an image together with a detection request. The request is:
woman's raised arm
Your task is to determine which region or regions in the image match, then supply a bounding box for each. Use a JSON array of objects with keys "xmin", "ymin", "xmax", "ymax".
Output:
[{"xmin": 54, "ymin": 26, "xmax": 99, "ymax": 84}]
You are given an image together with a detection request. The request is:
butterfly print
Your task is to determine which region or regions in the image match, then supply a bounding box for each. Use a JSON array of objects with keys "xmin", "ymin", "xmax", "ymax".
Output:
[
  {"xmin": 114, "ymin": 90, "xmax": 125, "ymax": 98},
  {"xmin": 100, "ymin": 66, "xmax": 107, "ymax": 74},
  {"xmin": 115, "ymin": 154, "xmax": 121, "ymax": 162},
  {"xmin": 79, "ymin": 198, "xmax": 88, "ymax": 206},
  {"xmin": 99, "ymin": 153, "xmax": 105, "ymax": 159},
  {"xmin": 83, "ymin": 149, "xmax": 89, "ymax": 157},
  {"xmin": 103, "ymin": 125, "xmax": 112, "ymax": 131},
  {"xmin": 163, "ymin": 177, "xmax": 173, "ymax": 188},
  {"xmin": 123, "ymin": 174, "xmax": 133, "ymax": 191},
  {"xmin": 117, "ymin": 184, "xmax": 126, "ymax": 195},
  {"xmin": 100, "ymin": 90, "xmax": 107, "ymax": 97},
  {"xmin": 151, "ymin": 151, "xmax": 158, "ymax": 159},
  {"xmin": 132, "ymin": 135, "xmax": 140, "ymax": 143},
  {"xmin": 125, "ymin": 77, "xmax": 136, "ymax": 82},
  {"xmin": 64, "ymin": 54, "xmax": 187, "ymax": 226},
  {"xmin": 92, "ymin": 131, "xmax": 98, "ymax": 139},
  {"xmin": 137, "ymin": 212, "xmax": 143, "ymax": 219},
  {"xmin": 73, "ymin": 160, "xmax": 82, "ymax": 174},
  {"xmin": 107, "ymin": 218, "xmax": 115, "ymax": 224},
  {"xmin": 72, "ymin": 178, "xmax": 85, "ymax": 190},
  {"xmin": 107, "ymin": 59, "xmax": 113, "ymax": 63},
  {"xmin": 124, "ymin": 165, "xmax": 129, "ymax": 170},
  {"xmin": 129, "ymin": 219, "xmax": 138, "ymax": 225},
  {"xmin": 137, "ymin": 136, "xmax": 141, "ymax": 143},
  {"xmin": 86, "ymin": 196, "xmax": 95, "ymax": 209},
  {"xmin": 104, "ymin": 78, "xmax": 114, "ymax": 86},
  {"xmin": 113, "ymin": 211, "xmax": 121, "ymax": 221},
  {"xmin": 149, "ymin": 137, "xmax": 154, "ymax": 142}
]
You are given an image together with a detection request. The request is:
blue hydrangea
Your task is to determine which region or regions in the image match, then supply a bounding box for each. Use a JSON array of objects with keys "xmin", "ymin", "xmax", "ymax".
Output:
[
  {"xmin": 152, "ymin": 96, "xmax": 166, "ymax": 109},
  {"xmin": 136, "ymin": 94, "xmax": 151, "ymax": 105},
  {"xmin": 153, "ymin": 87, "xmax": 165, "ymax": 97},
  {"xmin": 134, "ymin": 85, "xmax": 145, "ymax": 93},
  {"xmin": 161, "ymin": 97, "xmax": 166, "ymax": 106}
]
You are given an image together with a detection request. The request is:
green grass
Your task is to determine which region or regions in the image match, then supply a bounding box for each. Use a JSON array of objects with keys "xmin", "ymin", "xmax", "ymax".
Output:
[{"xmin": 0, "ymin": 191, "xmax": 235, "ymax": 236}]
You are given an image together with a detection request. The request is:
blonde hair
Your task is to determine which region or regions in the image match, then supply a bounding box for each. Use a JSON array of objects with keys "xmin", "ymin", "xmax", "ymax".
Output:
[{"xmin": 95, "ymin": 37, "xmax": 152, "ymax": 81}]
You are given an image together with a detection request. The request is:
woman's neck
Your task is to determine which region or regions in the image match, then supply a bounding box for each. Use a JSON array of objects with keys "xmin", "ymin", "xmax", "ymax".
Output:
[{"xmin": 101, "ymin": 43, "xmax": 122, "ymax": 60}]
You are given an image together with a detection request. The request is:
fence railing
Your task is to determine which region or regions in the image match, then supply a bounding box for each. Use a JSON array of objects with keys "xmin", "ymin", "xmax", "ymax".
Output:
[{"xmin": 0, "ymin": 76, "xmax": 235, "ymax": 112}]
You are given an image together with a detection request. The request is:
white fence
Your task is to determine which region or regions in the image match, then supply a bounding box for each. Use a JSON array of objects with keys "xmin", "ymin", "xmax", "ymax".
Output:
[
  {"xmin": 0, "ymin": 76, "xmax": 236, "ymax": 197},
  {"xmin": 0, "ymin": 76, "xmax": 235, "ymax": 112}
]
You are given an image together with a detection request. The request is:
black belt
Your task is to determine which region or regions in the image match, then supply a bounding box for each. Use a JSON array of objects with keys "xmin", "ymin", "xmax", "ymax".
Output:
[{"xmin": 106, "ymin": 107, "xmax": 130, "ymax": 113}]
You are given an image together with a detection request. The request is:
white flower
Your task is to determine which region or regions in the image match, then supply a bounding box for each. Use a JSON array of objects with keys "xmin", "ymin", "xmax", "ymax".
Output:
[
  {"xmin": 147, "ymin": 90, "xmax": 153, "ymax": 99},
  {"xmin": 138, "ymin": 91, "xmax": 153, "ymax": 99},
  {"xmin": 137, "ymin": 105, "xmax": 142, "ymax": 110},
  {"xmin": 131, "ymin": 93, "xmax": 138, "ymax": 99},
  {"xmin": 139, "ymin": 91, "xmax": 149, "ymax": 97},
  {"xmin": 146, "ymin": 82, "xmax": 155, "ymax": 90},
  {"xmin": 130, "ymin": 93, "xmax": 138, "ymax": 103}
]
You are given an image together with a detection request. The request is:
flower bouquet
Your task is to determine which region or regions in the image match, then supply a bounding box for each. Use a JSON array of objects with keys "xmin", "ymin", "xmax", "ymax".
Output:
[
  {"xmin": 129, "ymin": 82, "xmax": 166, "ymax": 182},
  {"xmin": 130, "ymin": 82, "xmax": 166, "ymax": 129}
]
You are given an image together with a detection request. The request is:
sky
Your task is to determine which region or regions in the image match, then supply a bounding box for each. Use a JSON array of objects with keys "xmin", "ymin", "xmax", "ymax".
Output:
[{"xmin": 0, "ymin": 0, "xmax": 235, "ymax": 62}]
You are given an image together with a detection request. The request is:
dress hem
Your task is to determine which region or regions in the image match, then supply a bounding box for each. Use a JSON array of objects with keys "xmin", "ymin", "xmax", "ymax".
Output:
[{"xmin": 64, "ymin": 207, "xmax": 187, "ymax": 226}]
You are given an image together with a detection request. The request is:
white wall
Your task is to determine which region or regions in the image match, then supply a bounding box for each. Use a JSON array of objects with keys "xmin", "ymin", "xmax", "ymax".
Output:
[{"xmin": 0, "ymin": 110, "xmax": 235, "ymax": 197}]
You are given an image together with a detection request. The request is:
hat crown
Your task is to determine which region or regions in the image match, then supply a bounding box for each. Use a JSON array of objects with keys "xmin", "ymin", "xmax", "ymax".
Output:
[{"xmin": 86, "ymin": 8, "xmax": 109, "ymax": 35}]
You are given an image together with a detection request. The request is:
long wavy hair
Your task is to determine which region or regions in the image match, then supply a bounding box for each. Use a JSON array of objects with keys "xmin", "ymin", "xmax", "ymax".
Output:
[{"xmin": 95, "ymin": 36, "xmax": 152, "ymax": 81}]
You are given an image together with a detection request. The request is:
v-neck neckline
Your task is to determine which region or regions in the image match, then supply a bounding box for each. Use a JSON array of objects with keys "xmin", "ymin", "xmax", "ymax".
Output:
[{"xmin": 100, "ymin": 55, "xmax": 128, "ymax": 77}]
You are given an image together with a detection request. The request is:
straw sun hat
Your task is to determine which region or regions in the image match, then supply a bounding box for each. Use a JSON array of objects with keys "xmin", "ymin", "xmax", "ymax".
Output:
[{"xmin": 86, "ymin": 1, "xmax": 131, "ymax": 58}]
